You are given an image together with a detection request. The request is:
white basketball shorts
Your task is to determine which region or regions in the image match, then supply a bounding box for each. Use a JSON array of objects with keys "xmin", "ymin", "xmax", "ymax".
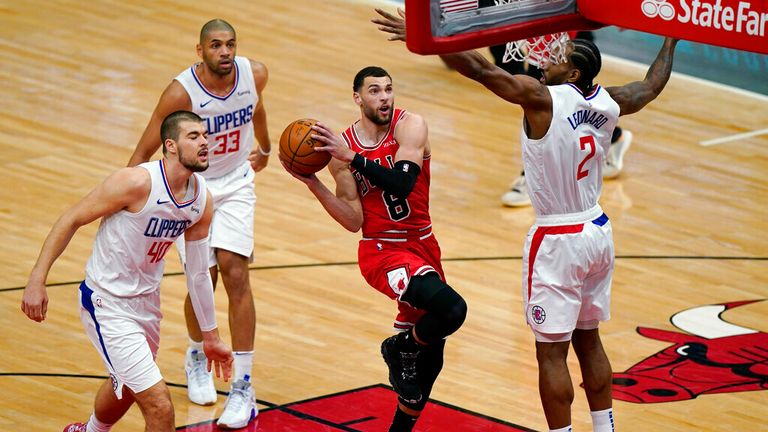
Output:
[
  {"xmin": 79, "ymin": 282, "xmax": 163, "ymax": 398},
  {"xmin": 521, "ymin": 213, "xmax": 615, "ymax": 335},
  {"xmin": 177, "ymin": 161, "xmax": 256, "ymax": 267}
]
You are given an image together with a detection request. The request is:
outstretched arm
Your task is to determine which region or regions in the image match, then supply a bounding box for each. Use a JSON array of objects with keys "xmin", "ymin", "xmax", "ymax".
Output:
[
  {"xmin": 184, "ymin": 192, "xmax": 233, "ymax": 381},
  {"xmin": 372, "ymin": 8, "xmax": 549, "ymax": 110},
  {"xmin": 21, "ymin": 168, "xmax": 149, "ymax": 322},
  {"xmin": 606, "ymin": 38, "xmax": 678, "ymax": 116}
]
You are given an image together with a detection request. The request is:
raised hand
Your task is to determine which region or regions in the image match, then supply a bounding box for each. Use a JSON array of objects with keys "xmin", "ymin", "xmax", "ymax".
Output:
[{"xmin": 372, "ymin": 8, "xmax": 406, "ymax": 42}]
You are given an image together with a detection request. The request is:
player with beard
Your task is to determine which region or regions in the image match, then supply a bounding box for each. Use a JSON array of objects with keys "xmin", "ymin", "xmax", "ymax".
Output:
[
  {"xmin": 128, "ymin": 19, "xmax": 270, "ymax": 428},
  {"xmin": 283, "ymin": 66, "xmax": 468, "ymax": 432},
  {"xmin": 374, "ymin": 9, "xmax": 678, "ymax": 432},
  {"xmin": 22, "ymin": 111, "xmax": 233, "ymax": 432}
]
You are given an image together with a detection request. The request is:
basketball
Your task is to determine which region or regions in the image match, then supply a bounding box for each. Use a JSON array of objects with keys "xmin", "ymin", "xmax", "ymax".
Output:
[{"xmin": 279, "ymin": 118, "xmax": 332, "ymax": 176}]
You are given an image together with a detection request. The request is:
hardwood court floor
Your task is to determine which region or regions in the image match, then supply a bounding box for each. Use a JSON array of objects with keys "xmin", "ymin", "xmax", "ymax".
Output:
[{"xmin": 0, "ymin": 1, "xmax": 766, "ymax": 431}]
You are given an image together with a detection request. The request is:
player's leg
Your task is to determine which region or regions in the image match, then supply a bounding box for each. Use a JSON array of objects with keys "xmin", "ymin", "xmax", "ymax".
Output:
[
  {"xmin": 573, "ymin": 327, "xmax": 615, "ymax": 432},
  {"xmin": 573, "ymin": 221, "xmax": 615, "ymax": 432},
  {"xmin": 535, "ymin": 334, "xmax": 575, "ymax": 431},
  {"xmin": 63, "ymin": 377, "xmax": 135, "ymax": 432},
  {"xmin": 209, "ymin": 181, "xmax": 258, "ymax": 428},
  {"xmin": 382, "ymin": 272, "xmax": 466, "ymax": 402},
  {"xmin": 77, "ymin": 284, "xmax": 166, "ymax": 431},
  {"xmin": 132, "ymin": 380, "xmax": 174, "ymax": 432},
  {"xmin": 387, "ymin": 339, "xmax": 446, "ymax": 432}
]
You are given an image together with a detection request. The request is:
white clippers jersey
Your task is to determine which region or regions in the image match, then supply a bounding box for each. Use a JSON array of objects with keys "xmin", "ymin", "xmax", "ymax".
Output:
[
  {"xmin": 175, "ymin": 56, "xmax": 257, "ymax": 179},
  {"xmin": 85, "ymin": 161, "xmax": 207, "ymax": 297},
  {"xmin": 521, "ymin": 84, "xmax": 619, "ymax": 222}
]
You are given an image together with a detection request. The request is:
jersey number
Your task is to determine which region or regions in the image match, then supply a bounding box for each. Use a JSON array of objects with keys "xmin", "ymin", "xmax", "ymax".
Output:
[
  {"xmin": 213, "ymin": 130, "xmax": 241, "ymax": 155},
  {"xmin": 576, "ymin": 135, "xmax": 596, "ymax": 180},
  {"xmin": 148, "ymin": 241, "xmax": 173, "ymax": 264},
  {"xmin": 383, "ymin": 192, "xmax": 411, "ymax": 221}
]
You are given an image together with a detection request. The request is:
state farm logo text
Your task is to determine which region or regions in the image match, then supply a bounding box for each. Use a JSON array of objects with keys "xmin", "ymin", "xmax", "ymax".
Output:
[{"xmin": 641, "ymin": 0, "xmax": 767, "ymax": 36}]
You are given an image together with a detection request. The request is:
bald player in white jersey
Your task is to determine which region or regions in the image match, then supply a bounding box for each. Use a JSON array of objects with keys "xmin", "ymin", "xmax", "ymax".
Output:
[
  {"xmin": 128, "ymin": 19, "xmax": 270, "ymax": 428},
  {"xmin": 21, "ymin": 111, "xmax": 232, "ymax": 432},
  {"xmin": 374, "ymin": 9, "xmax": 678, "ymax": 432}
]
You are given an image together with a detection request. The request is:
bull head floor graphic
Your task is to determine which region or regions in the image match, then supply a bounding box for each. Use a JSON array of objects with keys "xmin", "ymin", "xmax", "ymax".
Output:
[{"xmin": 612, "ymin": 300, "xmax": 768, "ymax": 403}]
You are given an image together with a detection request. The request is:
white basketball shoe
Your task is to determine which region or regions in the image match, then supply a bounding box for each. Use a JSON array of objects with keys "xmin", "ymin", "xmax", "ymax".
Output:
[
  {"xmin": 500, "ymin": 174, "xmax": 531, "ymax": 207},
  {"xmin": 604, "ymin": 130, "xmax": 633, "ymax": 179},
  {"xmin": 217, "ymin": 376, "xmax": 258, "ymax": 429},
  {"xmin": 185, "ymin": 349, "xmax": 217, "ymax": 406}
]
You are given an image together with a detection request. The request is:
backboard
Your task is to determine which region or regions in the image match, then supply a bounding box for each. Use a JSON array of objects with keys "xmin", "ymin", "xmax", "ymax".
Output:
[{"xmin": 405, "ymin": 0, "xmax": 768, "ymax": 55}]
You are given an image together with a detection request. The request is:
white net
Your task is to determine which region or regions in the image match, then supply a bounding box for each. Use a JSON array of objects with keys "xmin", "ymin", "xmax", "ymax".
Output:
[{"xmin": 502, "ymin": 32, "xmax": 570, "ymax": 68}]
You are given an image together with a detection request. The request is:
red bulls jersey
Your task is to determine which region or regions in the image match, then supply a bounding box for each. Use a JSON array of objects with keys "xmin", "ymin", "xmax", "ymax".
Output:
[{"xmin": 341, "ymin": 109, "xmax": 432, "ymax": 239}]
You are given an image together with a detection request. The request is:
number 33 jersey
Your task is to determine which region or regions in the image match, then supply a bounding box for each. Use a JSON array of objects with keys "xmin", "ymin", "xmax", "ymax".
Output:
[
  {"xmin": 85, "ymin": 160, "xmax": 208, "ymax": 297},
  {"xmin": 342, "ymin": 108, "xmax": 433, "ymax": 239},
  {"xmin": 521, "ymin": 84, "xmax": 619, "ymax": 219},
  {"xmin": 175, "ymin": 56, "xmax": 257, "ymax": 179}
]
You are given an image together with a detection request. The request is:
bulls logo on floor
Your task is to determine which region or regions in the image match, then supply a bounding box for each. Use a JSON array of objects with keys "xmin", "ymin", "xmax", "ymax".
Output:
[
  {"xmin": 612, "ymin": 300, "xmax": 768, "ymax": 403},
  {"xmin": 179, "ymin": 384, "xmax": 535, "ymax": 431}
]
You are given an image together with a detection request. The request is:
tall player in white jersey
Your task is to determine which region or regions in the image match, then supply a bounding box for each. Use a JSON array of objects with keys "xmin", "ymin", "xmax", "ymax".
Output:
[
  {"xmin": 128, "ymin": 19, "xmax": 270, "ymax": 428},
  {"xmin": 374, "ymin": 9, "xmax": 678, "ymax": 432},
  {"xmin": 21, "ymin": 111, "xmax": 233, "ymax": 432}
]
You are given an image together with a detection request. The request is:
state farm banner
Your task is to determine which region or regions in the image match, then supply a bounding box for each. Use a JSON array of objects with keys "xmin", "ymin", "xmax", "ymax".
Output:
[{"xmin": 577, "ymin": 0, "xmax": 767, "ymax": 54}]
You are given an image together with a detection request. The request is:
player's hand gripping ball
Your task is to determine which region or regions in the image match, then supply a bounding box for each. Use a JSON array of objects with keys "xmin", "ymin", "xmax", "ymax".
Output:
[{"xmin": 279, "ymin": 118, "xmax": 331, "ymax": 176}]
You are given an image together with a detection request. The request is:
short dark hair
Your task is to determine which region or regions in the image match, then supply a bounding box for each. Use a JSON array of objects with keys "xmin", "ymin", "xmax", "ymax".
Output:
[
  {"xmin": 160, "ymin": 111, "xmax": 204, "ymax": 154},
  {"xmin": 200, "ymin": 19, "xmax": 236, "ymax": 44},
  {"xmin": 353, "ymin": 66, "xmax": 391, "ymax": 92},
  {"xmin": 569, "ymin": 39, "xmax": 602, "ymax": 91}
]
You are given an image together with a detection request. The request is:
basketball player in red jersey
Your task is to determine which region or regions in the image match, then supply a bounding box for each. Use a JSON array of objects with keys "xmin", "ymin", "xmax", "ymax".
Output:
[
  {"xmin": 375, "ymin": 8, "xmax": 677, "ymax": 432},
  {"xmin": 284, "ymin": 66, "xmax": 468, "ymax": 432}
]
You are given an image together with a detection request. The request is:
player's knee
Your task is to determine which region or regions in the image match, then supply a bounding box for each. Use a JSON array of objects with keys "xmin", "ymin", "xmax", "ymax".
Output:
[{"xmin": 406, "ymin": 273, "xmax": 467, "ymax": 331}]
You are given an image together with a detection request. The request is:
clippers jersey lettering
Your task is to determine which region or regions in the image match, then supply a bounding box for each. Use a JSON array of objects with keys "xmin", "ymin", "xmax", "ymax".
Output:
[
  {"xmin": 175, "ymin": 56, "xmax": 257, "ymax": 178},
  {"xmin": 85, "ymin": 161, "xmax": 207, "ymax": 297},
  {"xmin": 521, "ymin": 84, "xmax": 619, "ymax": 220},
  {"xmin": 341, "ymin": 109, "xmax": 432, "ymax": 238}
]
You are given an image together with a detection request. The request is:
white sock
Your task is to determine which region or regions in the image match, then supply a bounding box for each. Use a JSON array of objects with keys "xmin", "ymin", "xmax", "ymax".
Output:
[
  {"xmin": 86, "ymin": 413, "xmax": 113, "ymax": 432},
  {"xmin": 233, "ymin": 351, "xmax": 254, "ymax": 383},
  {"xmin": 188, "ymin": 338, "xmax": 204, "ymax": 355},
  {"xmin": 549, "ymin": 426, "xmax": 572, "ymax": 432},
  {"xmin": 591, "ymin": 408, "xmax": 615, "ymax": 432}
]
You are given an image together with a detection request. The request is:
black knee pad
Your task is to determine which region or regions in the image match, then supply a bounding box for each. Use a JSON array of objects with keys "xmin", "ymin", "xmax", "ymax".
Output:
[{"xmin": 403, "ymin": 273, "xmax": 467, "ymax": 344}]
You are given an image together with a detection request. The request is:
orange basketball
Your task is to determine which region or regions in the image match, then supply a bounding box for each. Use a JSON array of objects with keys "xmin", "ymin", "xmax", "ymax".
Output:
[{"xmin": 279, "ymin": 118, "xmax": 332, "ymax": 176}]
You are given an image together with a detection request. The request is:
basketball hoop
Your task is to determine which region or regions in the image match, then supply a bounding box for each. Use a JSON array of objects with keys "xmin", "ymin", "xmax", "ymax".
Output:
[{"xmin": 502, "ymin": 32, "xmax": 571, "ymax": 68}]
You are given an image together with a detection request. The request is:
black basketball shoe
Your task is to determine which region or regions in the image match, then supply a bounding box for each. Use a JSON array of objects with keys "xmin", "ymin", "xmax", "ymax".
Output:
[{"xmin": 381, "ymin": 333, "xmax": 422, "ymax": 404}]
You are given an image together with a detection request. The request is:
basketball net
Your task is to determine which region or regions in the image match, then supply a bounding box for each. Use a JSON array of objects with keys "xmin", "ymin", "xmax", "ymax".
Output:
[
  {"xmin": 502, "ymin": 32, "xmax": 570, "ymax": 68},
  {"xmin": 492, "ymin": 0, "xmax": 570, "ymax": 68}
]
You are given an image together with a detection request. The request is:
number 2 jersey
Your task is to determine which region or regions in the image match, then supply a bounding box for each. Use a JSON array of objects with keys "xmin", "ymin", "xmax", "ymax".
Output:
[
  {"xmin": 341, "ymin": 108, "xmax": 433, "ymax": 239},
  {"xmin": 521, "ymin": 83, "xmax": 619, "ymax": 222},
  {"xmin": 175, "ymin": 56, "xmax": 257, "ymax": 179},
  {"xmin": 85, "ymin": 160, "xmax": 207, "ymax": 297}
]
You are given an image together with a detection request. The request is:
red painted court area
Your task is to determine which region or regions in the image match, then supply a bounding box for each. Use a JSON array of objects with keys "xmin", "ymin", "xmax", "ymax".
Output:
[{"xmin": 179, "ymin": 385, "xmax": 534, "ymax": 431}]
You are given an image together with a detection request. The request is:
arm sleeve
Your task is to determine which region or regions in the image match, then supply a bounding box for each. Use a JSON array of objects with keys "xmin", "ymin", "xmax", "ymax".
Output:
[
  {"xmin": 350, "ymin": 154, "xmax": 421, "ymax": 199},
  {"xmin": 184, "ymin": 237, "xmax": 217, "ymax": 332}
]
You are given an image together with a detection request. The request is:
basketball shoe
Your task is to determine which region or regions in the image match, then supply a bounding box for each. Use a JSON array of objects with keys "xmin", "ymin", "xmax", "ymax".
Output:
[
  {"xmin": 381, "ymin": 333, "xmax": 422, "ymax": 404},
  {"xmin": 603, "ymin": 130, "xmax": 633, "ymax": 179},
  {"xmin": 63, "ymin": 423, "xmax": 87, "ymax": 432},
  {"xmin": 500, "ymin": 174, "xmax": 531, "ymax": 207},
  {"xmin": 185, "ymin": 349, "xmax": 217, "ymax": 405},
  {"xmin": 217, "ymin": 376, "xmax": 258, "ymax": 429}
]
